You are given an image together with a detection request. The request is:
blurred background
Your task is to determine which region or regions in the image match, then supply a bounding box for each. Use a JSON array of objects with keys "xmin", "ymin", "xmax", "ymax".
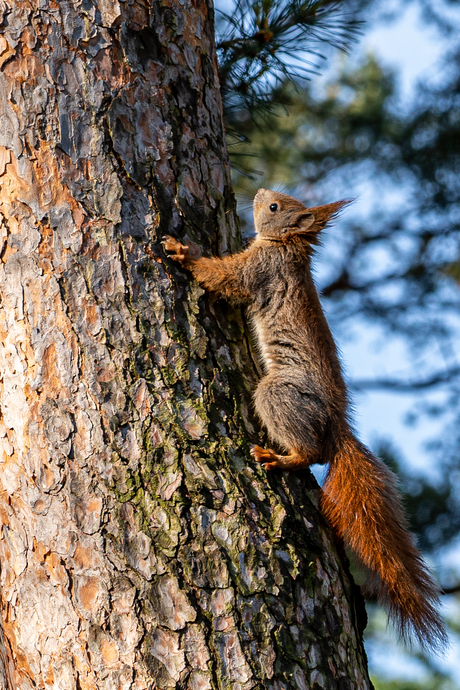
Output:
[{"xmin": 214, "ymin": 1, "xmax": 460, "ymax": 686}]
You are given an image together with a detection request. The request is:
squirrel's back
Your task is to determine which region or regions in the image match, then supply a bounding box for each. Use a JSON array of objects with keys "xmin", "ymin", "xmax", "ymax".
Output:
[
  {"xmin": 248, "ymin": 241, "xmax": 347, "ymax": 412},
  {"xmin": 250, "ymin": 190, "xmax": 447, "ymax": 651}
]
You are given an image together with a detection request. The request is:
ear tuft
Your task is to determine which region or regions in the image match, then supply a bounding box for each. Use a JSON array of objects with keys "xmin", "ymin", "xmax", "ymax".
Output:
[{"xmin": 309, "ymin": 199, "xmax": 353, "ymax": 232}]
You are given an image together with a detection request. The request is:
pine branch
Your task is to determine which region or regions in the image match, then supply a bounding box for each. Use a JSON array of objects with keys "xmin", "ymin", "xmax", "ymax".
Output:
[
  {"xmin": 216, "ymin": 0, "xmax": 362, "ymax": 122},
  {"xmin": 351, "ymin": 365, "xmax": 460, "ymax": 392},
  {"xmin": 441, "ymin": 583, "xmax": 460, "ymax": 595}
]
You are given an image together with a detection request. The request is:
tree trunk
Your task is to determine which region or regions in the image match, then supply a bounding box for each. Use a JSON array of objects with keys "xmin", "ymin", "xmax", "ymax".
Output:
[{"xmin": 0, "ymin": 1, "xmax": 373, "ymax": 688}]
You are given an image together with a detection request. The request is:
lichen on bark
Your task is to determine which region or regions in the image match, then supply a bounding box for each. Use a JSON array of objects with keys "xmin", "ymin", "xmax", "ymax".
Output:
[{"xmin": 0, "ymin": 0, "xmax": 372, "ymax": 688}]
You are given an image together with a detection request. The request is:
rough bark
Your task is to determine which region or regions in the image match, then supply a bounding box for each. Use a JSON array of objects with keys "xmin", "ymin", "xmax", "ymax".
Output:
[{"xmin": 0, "ymin": 1, "xmax": 372, "ymax": 688}]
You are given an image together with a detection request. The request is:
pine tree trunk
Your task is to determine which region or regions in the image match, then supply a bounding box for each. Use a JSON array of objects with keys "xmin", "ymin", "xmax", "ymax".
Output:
[{"xmin": 0, "ymin": 1, "xmax": 373, "ymax": 688}]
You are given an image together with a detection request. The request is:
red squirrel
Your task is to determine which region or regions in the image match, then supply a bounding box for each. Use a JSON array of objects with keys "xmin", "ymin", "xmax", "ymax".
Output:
[{"xmin": 163, "ymin": 188, "xmax": 447, "ymax": 651}]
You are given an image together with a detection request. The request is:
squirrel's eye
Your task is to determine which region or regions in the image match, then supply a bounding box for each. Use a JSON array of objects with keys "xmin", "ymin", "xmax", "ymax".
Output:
[{"xmin": 269, "ymin": 203, "xmax": 278, "ymax": 212}]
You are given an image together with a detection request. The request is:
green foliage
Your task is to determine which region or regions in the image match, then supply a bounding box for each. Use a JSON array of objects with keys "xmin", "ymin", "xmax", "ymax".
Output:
[
  {"xmin": 375, "ymin": 440, "xmax": 460, "ymax": 554},
  {"xmin": 215, "ymin": 0, "xmax": 362, "ymax": 139},
  {"xmin": 224, "ymin": 53, "xmax": 395, "ymax": 183}
]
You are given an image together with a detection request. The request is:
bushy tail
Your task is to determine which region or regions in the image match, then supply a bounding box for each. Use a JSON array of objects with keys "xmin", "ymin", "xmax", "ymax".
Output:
[{"xmin": 321, "ymin": 432, "xmax": 447, "ymax": 651}]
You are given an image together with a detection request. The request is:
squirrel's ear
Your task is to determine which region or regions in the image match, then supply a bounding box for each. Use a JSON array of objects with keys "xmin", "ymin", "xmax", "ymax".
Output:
[
  {"xmin": 309, "ymin": 199, "xmax": 352, "ymax": 232},
  {"xmin": 295, "ymin": 211, "xmax": 315, "ymax": 233}
]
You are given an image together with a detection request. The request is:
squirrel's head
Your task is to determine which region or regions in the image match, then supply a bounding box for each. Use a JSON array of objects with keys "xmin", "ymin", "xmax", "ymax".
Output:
[{"xmin": 253, "ymin": 189, "xmax": 350, "ymax": 245}]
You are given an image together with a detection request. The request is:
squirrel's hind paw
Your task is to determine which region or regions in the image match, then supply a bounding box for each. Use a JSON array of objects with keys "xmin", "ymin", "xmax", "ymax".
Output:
[
  {"xmin": 251, "ymin": 445, "xmax": 276, "ymax": 461},
  {"xmin": 251, "ymin": 445, "xmax": 310, "ymax": 471},
  {"xmin": 251, "ymin": 445, "xmax": 283, "ymax": 471}
]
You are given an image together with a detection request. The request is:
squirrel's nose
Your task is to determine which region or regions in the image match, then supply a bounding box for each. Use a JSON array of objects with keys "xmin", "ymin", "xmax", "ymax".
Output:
[{"xmin": 254, "ymin": 188, "xmax": 268, "ymax": 204}]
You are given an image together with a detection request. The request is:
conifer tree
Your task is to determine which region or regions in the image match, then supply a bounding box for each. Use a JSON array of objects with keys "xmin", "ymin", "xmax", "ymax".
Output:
[{"xmin": 0, "ymin": 0, "xmax": 372, "ymax": 686}]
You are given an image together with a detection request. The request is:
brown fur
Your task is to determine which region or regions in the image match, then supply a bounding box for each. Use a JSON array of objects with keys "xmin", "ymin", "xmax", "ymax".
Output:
[{"xmin": 163, "ymin": 188, "xmax": 447, "ymax": 651}]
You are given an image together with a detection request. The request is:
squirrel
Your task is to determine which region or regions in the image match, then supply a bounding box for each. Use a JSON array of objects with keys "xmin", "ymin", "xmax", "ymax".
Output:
[{"xmin": 163, "ymin": 188, "xmax": 447, "ymax": 651}]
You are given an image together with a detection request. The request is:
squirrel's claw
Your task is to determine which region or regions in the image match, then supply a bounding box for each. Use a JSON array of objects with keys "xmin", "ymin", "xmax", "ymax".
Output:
[
  {"xmin": 251, "ymin": 445, "xmax": 308, "ymax": 470},
  {"xmin": 162, "ymin": 235, "xmax": 190, "ymax": 264},
  {"xmin": 251, "ymin": 445, "xmax": 279, "ymax": 469},
  {"xmin": 261, "ymin": 461, "xmax": 281, "ymax": 471}
]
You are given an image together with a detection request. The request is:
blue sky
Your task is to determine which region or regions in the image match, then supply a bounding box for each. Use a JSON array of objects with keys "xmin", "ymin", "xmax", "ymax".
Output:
[
  {"xmin": 329, "ymin": 2, "xmax": 458, "ymax": 473},
  {"xmin": 336, "ymin": 3, "xmax": 460, "ymax": 681},
  {"xmin": 216, "ymin": 0, "xmax": 460, "ymax": 679}
]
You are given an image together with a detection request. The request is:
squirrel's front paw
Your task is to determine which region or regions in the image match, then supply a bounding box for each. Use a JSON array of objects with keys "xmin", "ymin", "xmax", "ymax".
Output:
[{"xmin": 162, "ymin": 235, "xmax": 190, "ymax": 264}]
